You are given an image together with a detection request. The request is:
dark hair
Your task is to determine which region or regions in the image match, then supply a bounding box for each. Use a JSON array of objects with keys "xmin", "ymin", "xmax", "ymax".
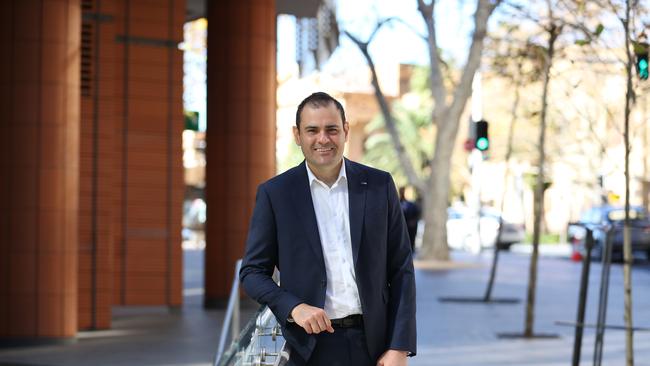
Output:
[{"xmin": 295, "ymin": 92, "xmax": 346, "ymax": 128}]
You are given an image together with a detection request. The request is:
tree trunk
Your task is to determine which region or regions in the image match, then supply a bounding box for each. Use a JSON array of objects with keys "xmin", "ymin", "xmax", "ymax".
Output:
[
  {"xmin": 622, "ymin": 0, "xmax": 634, "ymax": 363},
  {"xmin": 417, "ymin": 0, "xmax": 499, "ymax": 260},
  {"xmin": 485, "ymin": 58, "xmax": 523, "ymax": 300},
  {"xmin": 524, "ymin": 23, "xmax": 557, "ymax": 338},
  {"xmin": 420, "ymin": 109, "xmax": 464, "ymax": 260}
]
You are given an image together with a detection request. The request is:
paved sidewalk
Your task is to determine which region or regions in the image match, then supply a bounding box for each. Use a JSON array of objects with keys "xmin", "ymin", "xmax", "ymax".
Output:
[
  {"xmin": 0, "ymin": 249, "xmax": 258, "ymax": 366},
  {"xmin": 1, "ymin": 249, "xmax": 649, "ymax": 365},
  {"xmin": 509, "ymin": 242, "xmax": 573, "ymax": 258},
  {"xmin": 411, "ymin": 251, "xmax": 650, "ymax": 365}
]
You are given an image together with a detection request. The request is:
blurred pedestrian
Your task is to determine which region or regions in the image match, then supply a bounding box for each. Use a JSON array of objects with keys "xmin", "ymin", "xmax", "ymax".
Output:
[{"xmin": 399, "ymin": 186, "xmax": 421, "ymax": 252}]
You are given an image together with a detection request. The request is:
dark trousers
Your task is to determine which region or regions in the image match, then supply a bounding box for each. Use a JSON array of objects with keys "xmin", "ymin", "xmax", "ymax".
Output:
[{"xmin": 287, "ymin": 326, "xmax": 374, "ymax": 366}]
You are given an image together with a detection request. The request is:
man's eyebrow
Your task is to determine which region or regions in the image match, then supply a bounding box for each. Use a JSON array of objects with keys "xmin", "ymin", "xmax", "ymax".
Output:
[{"xmin": 302, "ymin": 123, "xmax": 341, "ymax": 129}]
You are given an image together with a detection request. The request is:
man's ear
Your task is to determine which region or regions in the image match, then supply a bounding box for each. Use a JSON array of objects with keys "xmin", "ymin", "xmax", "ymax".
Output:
[
  {"xmin": 293, "ymin": 126, "xmax": 301, "ymax": 145},
  {"xmin": 343, "ymin": 121, "xmax": 350, "ymax": 142}
]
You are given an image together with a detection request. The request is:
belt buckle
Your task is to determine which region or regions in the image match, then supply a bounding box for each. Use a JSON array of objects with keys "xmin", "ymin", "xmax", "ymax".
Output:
[
  {"xmin": 345, "ymin": 316, "xmax": 355, "ymax": 327},
  {"xmin": 343, "ymin": 314, "xmax": 360, "ymax": 327}
]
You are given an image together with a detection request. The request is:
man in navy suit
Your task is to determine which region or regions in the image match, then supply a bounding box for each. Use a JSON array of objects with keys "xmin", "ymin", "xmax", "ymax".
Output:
[{"xmin": 240, "ymin": 92, "xmax": 416, "ymax": 366}]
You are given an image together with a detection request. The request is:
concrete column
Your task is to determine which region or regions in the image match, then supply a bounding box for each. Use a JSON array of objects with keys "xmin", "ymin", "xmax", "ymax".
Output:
[
  {"xmin": 0, "ymin": 0, "xmax": 80, "ymax": 343},
  {"xmin": 205, "ymin": 0, "xmax": 276, "ymax": 306}
]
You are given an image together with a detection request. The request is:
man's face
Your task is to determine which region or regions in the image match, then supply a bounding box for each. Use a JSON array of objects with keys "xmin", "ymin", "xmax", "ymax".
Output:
[{"xmin": 293, "ymin": 103, "xmax": 349, "ymax": 172}]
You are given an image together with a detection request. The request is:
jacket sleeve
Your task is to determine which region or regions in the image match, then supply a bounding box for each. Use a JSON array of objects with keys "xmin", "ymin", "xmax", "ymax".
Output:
[
  {"xmin": 239, "ymin": 184, "xmax": 303, "ymax": 327},
  {"xmin": 385, "ymin": 174, "xmax": 417, "ymax": 356}
]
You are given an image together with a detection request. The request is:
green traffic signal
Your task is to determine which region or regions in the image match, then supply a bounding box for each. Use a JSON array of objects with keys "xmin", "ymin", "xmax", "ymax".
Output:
[
  {"xmin": 474, "ymin": 120, "xmax": 489, "ymax": 151},
  {"xmin": 640, "ymin": 58, "xmax": 649, "ymax": 80},
  {"xmin": 476, "ymin": 137, "xmax": 489, "ymax": 151},
  {"xmin": 635, "ymin": 41, "xmax": 649, "ymax": 80}
]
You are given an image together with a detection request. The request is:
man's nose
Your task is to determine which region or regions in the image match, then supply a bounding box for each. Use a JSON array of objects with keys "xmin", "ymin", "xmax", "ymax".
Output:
[{"xmin": 316, "ymin": 131, "xmax": 329, "ymax": 144}]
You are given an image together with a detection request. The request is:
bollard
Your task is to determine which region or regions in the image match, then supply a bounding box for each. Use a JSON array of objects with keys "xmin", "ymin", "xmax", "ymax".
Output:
[
  {"xmin": 571, "ymin": 228, "xmax": 593, "ymax": 366},
  {"xmin": 593, "ymin": 227, "xmax": 614, "ymax": 366}
]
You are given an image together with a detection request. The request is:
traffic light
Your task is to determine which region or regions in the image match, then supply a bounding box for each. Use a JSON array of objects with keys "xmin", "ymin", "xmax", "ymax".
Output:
[
  {"xmin": 475, "ymin": 120, "xmax": 489, "ymax": 151},
  {"xmin": 635, "ymin": 42, "xmax": 649, "ymax": 80}
]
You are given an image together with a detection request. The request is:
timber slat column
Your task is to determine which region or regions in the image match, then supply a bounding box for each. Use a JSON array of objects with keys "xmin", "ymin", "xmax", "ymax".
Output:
[
  {"xmin": 78, "ymin": 0, "xmax": 118, "ymax": 330},
  {"xmin": 112, "ymin": 0, "xmax": 184, "ymax": 307},
  {"xmin": 0, "ymin": 0, "xmax": 80, "ymax": 343},
  {"xmin": 205, "ymin": 0, "xmax": 276, "ymax": 306}
]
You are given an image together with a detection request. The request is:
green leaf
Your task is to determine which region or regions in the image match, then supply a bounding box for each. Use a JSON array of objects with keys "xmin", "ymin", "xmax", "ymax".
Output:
[
  {"xmin": 594, "ymin": 24, "xmax": 604, "ymax": 36},
  {"xmin": 575, "ymin": 39, "xmax": 590, "ymax": 46},
  {"xmin": 633, "ymin": 42, "xmax": 648, "ymax": 54}
]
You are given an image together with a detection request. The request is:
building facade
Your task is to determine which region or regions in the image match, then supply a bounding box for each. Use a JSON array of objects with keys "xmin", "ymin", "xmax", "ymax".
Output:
[{"xmin": 0, "ymin": 0, "xmax": 279, "ymax": 344}]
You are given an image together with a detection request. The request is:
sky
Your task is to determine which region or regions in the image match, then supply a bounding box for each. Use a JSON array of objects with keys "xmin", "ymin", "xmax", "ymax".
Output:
[
  {"xmin": 184, "ymin": 1, "xmax": 481, "ymax": 131},
  {"xmin": 277, "ymin": 0, "xmax": 477, "ymax": 76}
]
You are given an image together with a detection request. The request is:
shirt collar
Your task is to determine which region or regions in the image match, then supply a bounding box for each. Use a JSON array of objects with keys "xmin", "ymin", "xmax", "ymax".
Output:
[{"xmin": 306, "ymin": 160, "xmax": 347, "ymax": 188}]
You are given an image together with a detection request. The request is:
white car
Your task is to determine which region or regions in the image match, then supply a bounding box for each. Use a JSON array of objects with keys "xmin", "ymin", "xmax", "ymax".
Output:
[{"xmin": 446, "ymin": 206, "xmax": 525, "ymax": 253}]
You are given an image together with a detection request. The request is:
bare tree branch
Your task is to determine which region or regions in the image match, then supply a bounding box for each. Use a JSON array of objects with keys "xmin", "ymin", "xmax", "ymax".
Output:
[
  {"xmin": 500, "ymin": 0, "xmax": 543, "ymax": 24},
  {"xmin": 343, "ymin": 28, "xmax": 425, "ymax": 191},
  {"xmin": 389, "ymin": 17, "xmax": 428, "ymax": 41},
  {"xmin": 418, "ymin": 0, "xmax": 447, "ymax": 112},
  {"xmin": 448, "ymin": 0, "xmax": 500, "ymax": 120},
  {"xmin": 367, "ymin": 17, "xmax": 396, "ymax": 44}
]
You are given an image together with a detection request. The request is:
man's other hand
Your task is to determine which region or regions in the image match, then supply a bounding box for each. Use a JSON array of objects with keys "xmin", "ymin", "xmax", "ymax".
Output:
[
  {"xmin": 377, "ymin": 350, "xmax": 408, "ymax": 366},
  {"xmin": 290, "ymin": 303, "xmax": 334, "ymax": 334}
]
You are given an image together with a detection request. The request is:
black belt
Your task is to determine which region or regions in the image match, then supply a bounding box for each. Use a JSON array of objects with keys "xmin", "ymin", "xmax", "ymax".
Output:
[{"xmin": 330, "ymin": 314, "xmax": 363, "ymax": 328}]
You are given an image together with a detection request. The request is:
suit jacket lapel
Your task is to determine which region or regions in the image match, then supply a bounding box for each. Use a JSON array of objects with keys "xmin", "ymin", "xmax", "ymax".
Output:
[
  {"xmin": 291, "ymin": 161, "xmax": 326, "ymax": 272},
  {"xmin": 345, "ymin": 158, "xmax": 367, "ymax": 266}
]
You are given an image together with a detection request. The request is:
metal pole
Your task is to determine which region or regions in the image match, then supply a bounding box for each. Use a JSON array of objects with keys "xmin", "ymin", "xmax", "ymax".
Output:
[
  {"xmin": 593, "ymin": 228, "xmax": 613, "ymax": 366},
  {"xmin": 469, "ymin": 149, "xmax": 483, "ymax": 254},
  {"xmin": 572, "ymin": 228, "xmax": 593, "ymax": 366},
  {"xmin": 232, "ymin": 283, "xmax": 240, "ymax": 341},
  {"xmin": 483, "ymin": 230, "xmax": 500, "ymax": 301},
  {"xmin": 214, "ymin": 259, "xmax": 243, "ymax": 366}
]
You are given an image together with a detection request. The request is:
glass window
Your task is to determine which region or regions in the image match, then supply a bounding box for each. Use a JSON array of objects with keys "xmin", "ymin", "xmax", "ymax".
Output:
[{"xmin": 607, "ymin": 208, "xmax": 645, "ymax": 222}]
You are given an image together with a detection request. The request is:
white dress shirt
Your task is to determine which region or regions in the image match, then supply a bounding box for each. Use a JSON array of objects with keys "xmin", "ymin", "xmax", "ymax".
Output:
[{"xmin": 306, "ymin": 162, "xmax": 363, "ymax": 319}]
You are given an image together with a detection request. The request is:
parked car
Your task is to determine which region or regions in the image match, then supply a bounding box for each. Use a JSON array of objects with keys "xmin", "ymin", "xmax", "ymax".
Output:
[
  {"xmin": 568, "ymin": 205, "xmax": 650, "ymax": 260},
  {"xmin": 447, "ymin": 205, "xmax": 525, "ymax": 253}
]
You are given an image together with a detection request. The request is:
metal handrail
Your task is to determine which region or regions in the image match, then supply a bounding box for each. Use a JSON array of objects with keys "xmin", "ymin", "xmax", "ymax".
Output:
[{"xmin": 213, "ymin": 259, "xmax": 243, "ymax": 366}]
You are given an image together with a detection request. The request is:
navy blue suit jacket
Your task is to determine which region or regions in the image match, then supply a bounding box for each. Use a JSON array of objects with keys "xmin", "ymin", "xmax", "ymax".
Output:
[{"xmin": 240, "ymin": 159, "xmax": 417, "ymax": 361}]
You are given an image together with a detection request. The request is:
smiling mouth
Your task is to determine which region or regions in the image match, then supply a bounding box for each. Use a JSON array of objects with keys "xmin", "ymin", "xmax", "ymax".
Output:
[{"xmin": 314, "ymin": 147, "xmax": 334, "ymax": 152}]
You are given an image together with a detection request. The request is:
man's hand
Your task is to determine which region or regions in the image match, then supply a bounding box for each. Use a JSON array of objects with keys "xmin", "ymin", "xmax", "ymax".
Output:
[
  {"xmin": 290, "ymin": 303, "xmax": 334, "ymax": 334},
  {"xmin": 377, "ymin": 350, "xmax": 408, "ymax": 366}
]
